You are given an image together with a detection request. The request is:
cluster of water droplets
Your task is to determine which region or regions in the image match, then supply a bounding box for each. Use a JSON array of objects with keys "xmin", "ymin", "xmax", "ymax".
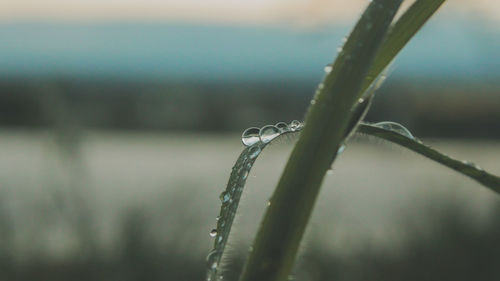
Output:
[
  {"xmin": 241, "ymin": 120, "xmax": 304, "ymax": 146},
  {"xmin": 206, "ymin": 120, "xmax": 306, "ymax": 281}
]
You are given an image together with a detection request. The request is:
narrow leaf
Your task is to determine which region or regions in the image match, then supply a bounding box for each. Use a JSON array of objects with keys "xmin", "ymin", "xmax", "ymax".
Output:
[
  {"xmin": 361, "ymin": 0, "xmax": 446, "ymax": 94},
  {"xmin": 357, "ymin": 123, "xmax": 500, "ymax": 193}
]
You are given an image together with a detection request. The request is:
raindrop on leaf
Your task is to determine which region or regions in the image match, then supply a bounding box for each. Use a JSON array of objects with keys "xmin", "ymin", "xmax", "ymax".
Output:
[
  {"xmin": 219, "ymin": 191, "xmax": 231, "ymax": 203},
  {"xmin": 275, "ymin": 122, "xmax": 289, "ymax": 132},
  {"xmin": 259, "ymin": 125, "xmax": 280, "ymax": 144},
  {"xmin": 241, "ymin": 127, "xmax": 260, "ymax": 146},
  {"xmin": 373, "ymin": 121, "xmax": 415, "ymax": 139},
  {"xmin": 289, "ymin": 120, "xmax": 302, "ymax": 131}
]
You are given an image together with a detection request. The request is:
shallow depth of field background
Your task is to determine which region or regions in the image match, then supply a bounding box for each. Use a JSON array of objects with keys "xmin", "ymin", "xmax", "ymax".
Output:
[{"xmin": 1, "ymin": 0, "xmax": 500, "ymax": 280}]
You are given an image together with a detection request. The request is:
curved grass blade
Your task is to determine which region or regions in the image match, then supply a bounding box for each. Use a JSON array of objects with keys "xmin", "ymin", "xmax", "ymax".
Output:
[
  {"xmin": 206, "ymin": 143, "xmax": 265, "ymax": 281},
  {"xmin": 206, "ymin": 122, "xmax": 305, "ymax": 281},
  {"xmin": 357, "ymin": 123, "xmax": 500, "ymax": 193}
]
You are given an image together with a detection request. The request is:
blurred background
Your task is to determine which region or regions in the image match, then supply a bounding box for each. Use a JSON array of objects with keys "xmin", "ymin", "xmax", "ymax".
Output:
[{"xmin": 1, "ymin": 0, "xmax": 500, "ymax": 280}]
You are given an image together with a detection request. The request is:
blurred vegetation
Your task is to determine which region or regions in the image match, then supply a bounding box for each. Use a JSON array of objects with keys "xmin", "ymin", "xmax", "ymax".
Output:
[
  {"xmin": 0, "ymin": 188, "xmax": 499, "ymax": 281},
  {"xmin": 1, "ymin": 78, "xmax": 500, "ymax": 137}
]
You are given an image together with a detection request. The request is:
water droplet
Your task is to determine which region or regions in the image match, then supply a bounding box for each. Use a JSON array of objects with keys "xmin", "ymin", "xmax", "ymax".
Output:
[
  {"xmin": 337, "ymin": 144, "xmax": 345, "ymax": 155},
  {"xmin": 219, "ymin": 191, "xmax": 231, "ymax": 203},
  {"xmin": 206, "ymin": 250, "xmax": 218, "ymax": 269},
  {"xmin": 209, "ymin": 229, "xmax": 217, "ymax": 237},
  {"xmin": 289, "ymin": 120, "xmax": 302, "ymax": 131},
  {"xmin": 324, "ymin": 64, "xmax": 332, "ymax": 73},
  {"xmin": 267, "ymin": 200, "xmax": 271, "ymax": 206},
  {"xmin": 215, "ymin": 216, "xmax": 221, "ymax": 221},
  {"xmin": 241, "ymin": 127, "xmax": 260, "ymax": 146},
  {"xmin": 259, "ymin": 125, "xmax": 280, "ymax": 144},
  {"xmin": 310, "ymin": 100, "xmax": 316, "ymax": 105},
  {"xmin": 275, "ymin": 122, "xmax": 289, "ymax": 132},
  {"xmin": 248, "ymin": 146, "xmax": 261, "ymax": 159},
  {"xmin": 242, "ymin": 170, "xmax": 249, "ymax": 180},
  {"xmin": 358, "ymin": 98, "xmax": 365, "ymax": 103},
  {"xmin": 374, "ymin": 121, "xmax": 415, "ymax": 139},
  {"xmin": 462, "ymin": 160, "xmax": 483, "ymax": 170},
  {"xmin": 337, "ymin": 47, "xmax": 343, "ymax": 53},
  {"xmin": 218, "ymin": 236, "xmax": 223, "ymax": 243}
]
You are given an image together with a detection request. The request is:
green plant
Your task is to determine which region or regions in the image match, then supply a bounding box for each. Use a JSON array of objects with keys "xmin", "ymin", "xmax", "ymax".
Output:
[{"xmin": 206, "ymin": 1, "xmax": 500, "ymax": 281}]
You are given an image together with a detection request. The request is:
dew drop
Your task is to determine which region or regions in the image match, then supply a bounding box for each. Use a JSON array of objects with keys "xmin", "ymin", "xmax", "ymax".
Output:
[
  {"xmin": 242, "ymin": 170, "xmax": 249, "ymax": 180},
  {"xmin": 241, "ymin": 127, "xmax": 261, "ymax": 146},
  {"xmin": 219, "ymin": 191, "xmax": 231, "ymax": 203},
  {"xmin": 275, "ymin": 122, "xmax": 289, "ymax": 132},
  {"xmin": 248, "ymin": 146, "xmax": 261, "ymax": 159},
  {"xmin": 215, "ymin": 216, "xmax": 221, "ymax": 221},
  {"xmin": 209, "ymin": 229, "xmax": 217, "ymax": 237},
  {"xmin": 289, "ymin": 120, "xmax": 302, "ymax": 131},
  {"xmin": 374, "ymin": 121, "xmax": 415, "ymax": 139},
  {"xmin": 324, "ymin": 64, "xmax": 333, "ymax": 73},
  {"xmin": 310, "ymin": 100, "xmax": 316, "ymax": 105},
  {"xmin": 206, "ymin": 250, "xmax": 218, "ymax": 269},
  {"xmin": 462, "ymin": 160, "xmax": 483, "ymax": 170},
  {"xmin": 337, "ymin": 144, "xmax": 345, "ymax": 155},
  {"xmin": 358, "ymin": 98, "xmax": 365, "ymax": 104},
  {"xmin": 259, "ymin": 125, "xmax": 280, "ymax": 144}
]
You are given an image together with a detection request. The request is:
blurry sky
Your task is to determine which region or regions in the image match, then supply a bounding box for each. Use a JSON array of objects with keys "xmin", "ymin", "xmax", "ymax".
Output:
[{"xmin": 1, "ymin": 0, "xmax": 499, "ymax": 26}]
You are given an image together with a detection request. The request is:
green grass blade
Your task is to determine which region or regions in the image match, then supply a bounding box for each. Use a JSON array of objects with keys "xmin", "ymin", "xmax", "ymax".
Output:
[
  {"xmin": 239, "ymin": 1, "xmax": 403, "ymax": 281},
  {"xmin": 360, "ymin": 0, "xmax": 446, "ymax": 94},
  {"xmin": 357, "ymin": 123, "xmax": 500, "ymax": 193},
  {"xmin": 206, "ymin": 123, "xmax": 304, "ymax": 281},
  {"xmin": 206, "ymin": 143, "xmax": 265, "ymax": 281}
]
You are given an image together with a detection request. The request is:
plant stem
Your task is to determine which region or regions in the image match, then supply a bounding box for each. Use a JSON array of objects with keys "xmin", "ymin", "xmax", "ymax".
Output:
[
  {"xmin": 238, "ymin": 1, "xmax": 402, "ymax": 281},
  {"xmin": 361, "ymin": 0, "xmax": 446, "ymax": 93}
]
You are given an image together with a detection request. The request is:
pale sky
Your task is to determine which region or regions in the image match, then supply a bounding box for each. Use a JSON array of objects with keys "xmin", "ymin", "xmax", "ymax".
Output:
[{"xmin": 0, "ymin": 0, "xmax": 499, "ymax": 26}]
